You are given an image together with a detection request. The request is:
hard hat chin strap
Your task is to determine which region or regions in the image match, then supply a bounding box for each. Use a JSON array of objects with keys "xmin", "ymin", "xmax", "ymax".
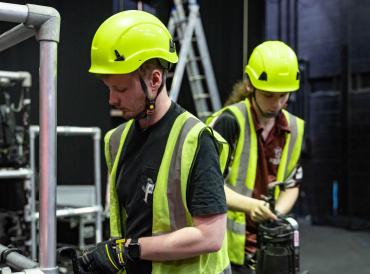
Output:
[
  {"xmin": 134, "ymin": 72, "xmax": 165, "ymax": 120},
  {"xmin": 132, "ymin": 76, "xmax": 154, "ymax": 120},
  {"xmin": 133, "ymin": 61, "xmax": 167, "ymax": 121}
]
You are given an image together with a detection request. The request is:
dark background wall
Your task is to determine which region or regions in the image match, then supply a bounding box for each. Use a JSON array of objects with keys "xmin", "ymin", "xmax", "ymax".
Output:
[{"xmin": 266, "ymin": 0, "xmax": 370, "ymax": 228}]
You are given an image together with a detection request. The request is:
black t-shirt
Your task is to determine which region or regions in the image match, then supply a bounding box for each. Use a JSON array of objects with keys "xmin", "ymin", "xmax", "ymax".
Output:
[
  {"xmin": 212, "ymin": 110, "xmax": 240, "ymax": 172},
  {"xmin": 115, "ymin": 102, "xmax": 227, "ymax": 274}
]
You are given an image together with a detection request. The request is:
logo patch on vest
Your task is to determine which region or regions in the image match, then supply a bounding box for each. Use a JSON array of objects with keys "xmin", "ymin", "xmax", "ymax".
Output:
[
  {"xmin": 142, "ymin": 178, "xmax": 155, "ymax": 204},
  {"xmin": 269, "ymin": 146, "xmax": 282, "ymax": 165}
]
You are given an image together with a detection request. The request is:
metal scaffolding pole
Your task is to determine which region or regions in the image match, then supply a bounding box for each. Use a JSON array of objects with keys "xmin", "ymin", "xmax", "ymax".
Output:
[
  {"xmin": 0, "ymin": 2, "xmax": 60, "ymax": 274},
  {"xmin": 0, "ymin": 24, "xmax": 35, "ymax": 52},
  {"xmin": 0, "ymin": 70, "xmax": 32, "ymax": 87},
  {"xmin": 0, "ymin": 2, "xmax": 28, "ymax": 22},
  {"xmin": 39, "ymin": 39, "xmax": 58, "ymax": 273}
]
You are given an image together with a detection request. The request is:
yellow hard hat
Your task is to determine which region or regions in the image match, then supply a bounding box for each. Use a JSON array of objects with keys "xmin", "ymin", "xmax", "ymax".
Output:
[
  {"xmin": 89, "ymin": 10, "xmax": 178, "ymax": 74},
  {"xmin": 245, "ymin": 41, "xmax": 300, "ymax": 92}
]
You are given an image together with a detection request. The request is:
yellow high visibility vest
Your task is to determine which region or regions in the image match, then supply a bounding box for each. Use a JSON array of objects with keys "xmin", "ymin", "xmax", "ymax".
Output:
[
  {"xmin": 207, "ymin": 98, "xmax": 304, "ymax": 265},
  {"xmin": 105, "ymin": 111, "xmax": 231, "ymax": 274}
]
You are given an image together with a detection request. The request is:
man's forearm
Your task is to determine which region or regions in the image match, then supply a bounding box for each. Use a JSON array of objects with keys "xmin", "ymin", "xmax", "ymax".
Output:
[{"xmin": 138, "ymin": 213, "xmax": 226, "ymax": 261}]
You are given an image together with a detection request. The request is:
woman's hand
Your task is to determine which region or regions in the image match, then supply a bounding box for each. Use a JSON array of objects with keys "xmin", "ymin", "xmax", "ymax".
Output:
[{"xmin": 250, "ymin": 199, "xmax": 277, "ymax": 223}]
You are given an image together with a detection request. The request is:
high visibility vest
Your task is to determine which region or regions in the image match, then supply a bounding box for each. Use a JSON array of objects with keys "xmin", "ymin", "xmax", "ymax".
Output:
[
  {"xmin": 104, "ymin": 111, "xmax": 231, "ymax": 274},
  {"xmin": 207, "ymin": 98, "xmax": 304, "ymax": 265}
]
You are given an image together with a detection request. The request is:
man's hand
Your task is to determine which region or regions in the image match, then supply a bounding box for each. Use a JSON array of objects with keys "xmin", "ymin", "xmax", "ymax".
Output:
[
  {"xmin": 250, "ymin": 199, "xmax": 277, "ymax": 223},
  {"xmin": 78, "ymin": 239, "xmax": 126, "ymax": 274}
]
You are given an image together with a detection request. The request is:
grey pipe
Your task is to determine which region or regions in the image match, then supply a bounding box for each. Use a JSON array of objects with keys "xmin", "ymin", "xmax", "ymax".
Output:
[
  {"xmin": 38, "ymin": 40, "xmax": 58, "ymax": 274},
  {"xmin": 31, "ymin": 125, "xmax": 101, "ymax": 136},
  {"xmin": 0, "ymin": 244, "xmax": 38, "ymax": 271},
  {"xmin": 8, "ymin": 269, "xmax": 45, "ymax": 274},
  {"xmin": 27, "ymin": 5, "xmax": 60, "ymax": 274},
  {"xmin": 33, "ymin": 206, "xmax": 102, "ymax": 219},
  {"xmin": 25, "ymin": 5, "xmax": 60, "ymax": 42},
  {"xmin": 0, "ymin": 24, "xmax": 35, "ymax": 52},
  {"xmin": 0, "ymin": 70, "xmax": 32, "ymax": 87},
  {"xmin": 0, "ymin": 168, "xmax": 32, "ymax": 179},
  {"xmin": 93, "ymin": 129, "xmax": 103, "ymax": 243},
  {"xmin": 0, "ymin": 2, "xmax": 28, "ymax": 23},
  {"xmin": 29, "ymin": 129, "xmax": 37, "ymax": 260}
]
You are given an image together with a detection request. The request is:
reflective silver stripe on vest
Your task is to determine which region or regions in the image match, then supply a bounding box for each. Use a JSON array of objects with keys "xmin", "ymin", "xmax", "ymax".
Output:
[
  {"xmin": 234, "ymin": 102, "xmax": 252, "ymax": 196},
  {"xmin": 110, "ymin": 123, "xmax": 127, "ymax": 163},
  {"xmin": 284, "ymin": 113, "xmax": 298, "ymax": 177},
  {"xmin": 168, "ymin": 116, "xmax": 200, "ymax": 231},
  {"xmin": 220, "ymin": 264, "xmax": 232, "ymax": 274},
  {"xmin": 227, "ymin": 183, "xmax": 252, "ymax": 197},
  {"xmin": 227, "ymin": 218, "xmax": 245, "ymax": 234}
]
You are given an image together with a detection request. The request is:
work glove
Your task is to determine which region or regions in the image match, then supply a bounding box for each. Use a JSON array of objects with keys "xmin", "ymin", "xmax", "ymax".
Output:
[
  {"xmin": 78, "ymin": 239, "xmax": 127, "ymax": 274},
  {"xmin": 57, "ymin": 246, "xmax": 93, "ymax": 274}
]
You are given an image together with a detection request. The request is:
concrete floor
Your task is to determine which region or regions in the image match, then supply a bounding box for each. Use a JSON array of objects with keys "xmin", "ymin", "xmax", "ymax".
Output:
[{"xmin": 299, "ymin": 218, "xmax": 370, "ymax": 274}]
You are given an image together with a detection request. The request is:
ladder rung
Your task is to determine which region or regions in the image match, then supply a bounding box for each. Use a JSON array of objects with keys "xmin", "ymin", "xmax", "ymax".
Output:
[
  {"xmin": 193, "ymin": 93, "xmax": 209, "ymax": 100},
  {"xmin": 189, "ymin": 75, "xmax": 205, "ymax": 81},
  {"xmin": 173, "ymin": 37, "xmax": 197, "ymax": 43},
  {"xmin": 187, "ymin": 56, "xmax": 202, "ymax": 62},
  {"xmin": 174, "ymin": 18, "xmax": 187, "ymax": 25}
]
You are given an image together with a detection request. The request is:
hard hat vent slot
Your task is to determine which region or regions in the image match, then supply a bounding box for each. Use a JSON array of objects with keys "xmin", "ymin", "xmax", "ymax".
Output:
[{"xmin": 258, "ymin": 72, "xmax": 267, "ymax": 81}]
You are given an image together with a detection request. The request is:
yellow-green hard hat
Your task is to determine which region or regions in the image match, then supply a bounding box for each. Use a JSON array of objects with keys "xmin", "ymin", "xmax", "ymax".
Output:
[
  {"xmin": 89, "ymin": 10, "xmax": 178, "ymax": 74},
  {"xmin": 245, "ymin": 41, "xmax": 300, "ymax": 92}
]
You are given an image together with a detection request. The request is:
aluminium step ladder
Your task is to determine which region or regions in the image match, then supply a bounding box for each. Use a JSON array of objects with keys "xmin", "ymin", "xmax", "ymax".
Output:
[{"xmin": 168, "ymin": 0, "xmax": 221, "ymax": 120}]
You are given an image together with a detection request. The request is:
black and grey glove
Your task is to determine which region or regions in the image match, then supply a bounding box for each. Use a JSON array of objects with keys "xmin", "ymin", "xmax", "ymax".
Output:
[{"xmin": 78, "ymin": 239, "xmax": 127, "ymax": 274}]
